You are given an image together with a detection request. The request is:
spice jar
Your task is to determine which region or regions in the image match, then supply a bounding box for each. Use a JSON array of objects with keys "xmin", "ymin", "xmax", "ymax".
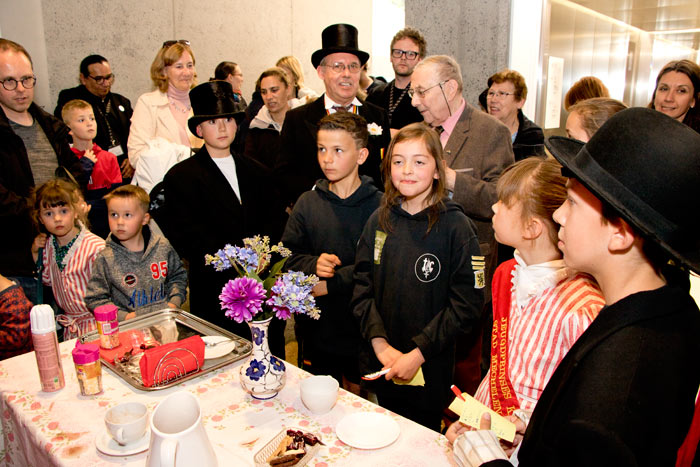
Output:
[
  {"xmin": 72, "ymin": 342, "xmax": 102, "ymax": 396},
  {"xmin": 94, "ymin": 304, "xmax": 120, "ymax": 349}
]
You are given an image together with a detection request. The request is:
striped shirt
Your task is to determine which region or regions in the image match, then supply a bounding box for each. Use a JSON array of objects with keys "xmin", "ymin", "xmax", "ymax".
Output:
[
  {"xmin": 42, "ymin": 228, "xmax": 105, "ymax": 339},
  {"xmin": 475, "ymin": 270, "xmax": 604, "ymax": 412}
]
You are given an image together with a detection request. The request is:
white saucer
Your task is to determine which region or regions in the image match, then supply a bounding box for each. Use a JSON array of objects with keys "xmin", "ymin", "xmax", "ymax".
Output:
[
  {"xmin": 96, "ymin": 429, "xmax": 150, "ymax": 456},
  {"xmin": 202, "ymin": 336, "xmax": 236, "ymax": 360},
  {"xmin": 335, "ymin": 412, "xmax": 400, "ymax": 449}
]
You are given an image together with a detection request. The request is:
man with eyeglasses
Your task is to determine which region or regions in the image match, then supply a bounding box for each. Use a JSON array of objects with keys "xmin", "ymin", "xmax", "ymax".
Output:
[
  {"xmin": 54, "ymin": 55, "xmax": 134, "ymax": 180},
  {"xmin": 277, "ymin": 23, "xmax": 390, "ymax": 206},
  {"xmin": 367, "ymin": 27, "xmax": 426, "ymax": 136},
  {"xmin": 410, "ymin": 55, "xmax": 514, "ymax": 395},
  {"xmin": 0, "ymin": 39, "xmax": 85, "ymax": 303}
]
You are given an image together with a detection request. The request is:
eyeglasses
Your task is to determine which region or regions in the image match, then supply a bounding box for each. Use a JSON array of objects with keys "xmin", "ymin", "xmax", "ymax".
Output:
[
  {"xmin": 408, "ymin": 80, "xmax": 447, "ymax": 99},
  {"xmin": 87, "ymin": 73, "xmax": 114, "ymax": 84},
  {"xmin": 322, "ymin": 62, "xmax": 362, "ymax": 74},
  {"xmin": 391, "ymin": 49, "xmax": 419, "ymax": 60},
  {"xmin": 1, "ymin": 75, "xmax": 37, "ymax": 91},
  {"xmin": 487, "ymin": 90, "xmax": 515, "ymax": 99},
  {"xmin": 162, "ymin": 39, "xmax": 190, "ymax": 49}
]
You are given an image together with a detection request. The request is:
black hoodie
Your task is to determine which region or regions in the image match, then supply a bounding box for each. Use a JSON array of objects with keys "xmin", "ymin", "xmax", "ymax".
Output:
[
  {"xmin": 351, "ymin": 199, "xmax": 484, "ymax": 405},
  {"xmin": 282, "ymin": 176, "xmax": 382, "ymax": 355}
]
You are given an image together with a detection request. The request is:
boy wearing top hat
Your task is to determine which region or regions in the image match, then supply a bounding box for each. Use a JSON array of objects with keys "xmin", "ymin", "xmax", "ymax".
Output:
[
  {"xmin": 162, "ymin": 81, "xmax": 285, "ymax": 356},
  {"xmin": 276, "ymin": 23, "xmax": 390, "ymax": 207},
  {"xmin": 449, "ymin": 108, "xmax": 700, "ymax": 466}
]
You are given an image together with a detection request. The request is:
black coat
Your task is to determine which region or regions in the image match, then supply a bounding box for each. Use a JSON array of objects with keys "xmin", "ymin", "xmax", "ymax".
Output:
[
  {"xmin": 485, "ymin": 280, "xmax": 700, "ymax": 467},
  {"xmin": 54, "ymin": 85, "xmax": 133, "ymax": 161},
  {"xmin": 0, "ymin": 104, "xmax": 85, "ymax": 276},
  {"xmin": 275, "ymin": 95, "xmax": 390, "ymax": 205},
  {"xmin": 512, "ymin": 110, "xmax": 544, "ymax": 161},
  {"xmin": 161, "ymin": 146, "xmax": 285, "ymax": 354}
]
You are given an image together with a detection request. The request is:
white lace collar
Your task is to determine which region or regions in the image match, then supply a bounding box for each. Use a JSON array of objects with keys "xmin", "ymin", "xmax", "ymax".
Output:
[{"xmin": 511, "ymin": 251, "xmax": 572, "ymax": 309}]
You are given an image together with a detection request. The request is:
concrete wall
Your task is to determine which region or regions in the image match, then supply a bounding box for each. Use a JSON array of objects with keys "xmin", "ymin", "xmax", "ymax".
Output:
[
  {"xmin": 2, "ymin": 0, "xmax": 373, "ymax": 111},
  {"xmin": 405, "ymin": 0, "xmax": 511, "ymax": 107}
]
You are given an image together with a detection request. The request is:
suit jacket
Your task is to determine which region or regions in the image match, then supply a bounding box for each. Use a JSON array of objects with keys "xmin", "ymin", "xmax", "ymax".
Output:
[
  {"xmin": 485, "ymin": 281, "xmax": 700, "ymax": 467},
  {"xmin": 127, "ymin": 90, "xmax": 201, "ymax": 169},
  {"xmin": 161, "ymin": 147, "xmax": 269, "ymax": 325},
  {"xmin": 444, "ymin": 101, "xmax": 514, "ymax": 296},
  {"xmin": 54, "ymin": 85, "xmax": 133, "ymax": 159},
  {"xmin": 276, "ymin": 94, "xmax": 390, "ymax": 205}
]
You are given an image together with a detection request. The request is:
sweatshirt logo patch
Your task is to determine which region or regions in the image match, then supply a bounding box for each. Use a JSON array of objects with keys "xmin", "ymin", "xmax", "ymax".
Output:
[
  {"xmin": 472, "ymin": 255, "xmax": 485, "ymax": 289},
  {"xmin": 374, "ymin": 231, "xmax": 387, "ymax": 265},
  {"xmin": 415, "ymin": 253, "xmax": 440, "ymax": 283},
  {"xmin": 123, "ymin": 273, "xmax": 138, "ymax": 287}
]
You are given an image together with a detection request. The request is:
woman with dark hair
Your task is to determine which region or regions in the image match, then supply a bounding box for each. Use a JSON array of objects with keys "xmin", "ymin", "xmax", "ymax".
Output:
[
  {"xmin": 212, "ymin": 61, "xmax": 247, "ymax": 109},
  {"xmin": 649, "ymin": 59, "xmax": 700, "ymax": 133},
  {"xmin": 128, "ymin": 41, "xmax": 201, "ymax": 170}
]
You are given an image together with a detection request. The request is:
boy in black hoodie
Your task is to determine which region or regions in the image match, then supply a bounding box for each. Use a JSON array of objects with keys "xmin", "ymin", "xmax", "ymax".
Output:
[{"xmin": 282, "ymin": 112, "xmax": 382, "ymax": 392}]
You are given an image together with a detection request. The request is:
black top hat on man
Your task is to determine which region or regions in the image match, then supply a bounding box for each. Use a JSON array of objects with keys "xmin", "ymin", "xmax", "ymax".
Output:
[
  {"xmin": 311, "ymin": 23, "xmax": 369, "ymax": 68},
  {"xmin": 545, "ymin": 107, "xmax": 700, "ymax": 273},
  {"xmin": 188, "ymin": 81, "xmax": 246, "ymax": 136}
]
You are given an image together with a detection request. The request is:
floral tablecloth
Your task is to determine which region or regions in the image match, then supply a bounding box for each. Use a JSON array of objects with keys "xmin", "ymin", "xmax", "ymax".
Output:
[{"xmin": 0, "ymin": 339, "xmax": 456, "ymax": 466}]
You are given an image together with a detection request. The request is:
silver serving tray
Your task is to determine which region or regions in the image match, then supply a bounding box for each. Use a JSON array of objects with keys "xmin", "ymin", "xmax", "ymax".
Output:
[{"xmin": 79, "ymin": 308, "xmax": 252, "ymax": 391}]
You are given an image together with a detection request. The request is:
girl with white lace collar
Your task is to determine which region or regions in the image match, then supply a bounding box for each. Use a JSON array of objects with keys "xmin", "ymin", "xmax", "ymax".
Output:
[{"xmin": 446, "ymin": 158, "xmax": 604, "ymax": 448}]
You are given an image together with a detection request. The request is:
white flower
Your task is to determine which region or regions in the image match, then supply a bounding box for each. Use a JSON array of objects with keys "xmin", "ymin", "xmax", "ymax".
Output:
[{"xmin": 367, "ymin": 122, "xmax": 383, "ymax": 136}]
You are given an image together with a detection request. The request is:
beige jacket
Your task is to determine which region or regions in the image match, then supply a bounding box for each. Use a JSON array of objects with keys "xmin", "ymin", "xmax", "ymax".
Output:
[{"xmin": 127, "ymin": 90, "xmax": 202, "ymax": 168}]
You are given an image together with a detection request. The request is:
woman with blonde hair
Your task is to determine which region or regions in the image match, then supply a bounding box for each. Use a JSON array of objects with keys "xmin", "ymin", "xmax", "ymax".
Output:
[
  {"xmin": 566, "ymin": 97, "xmax": 627, "ymax": 142},
  {"xmin": 564, "ymin": 76, "xmax": 609, "ymax": 111},
  {"xmin": 276, "ymin": 55, "xmax": 318, "ymax": 105},
  {"xmin": 128, "ymin": 40, "xmax": 202, "ymax": 171}
]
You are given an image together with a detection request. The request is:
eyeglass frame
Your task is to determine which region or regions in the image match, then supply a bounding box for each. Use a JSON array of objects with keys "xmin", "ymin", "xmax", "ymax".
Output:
[
  {"xmin": 86, "ymin": 73, "xmax": 115, "ymax": 84},
  {"xmin": 487, "ymin": 90, "xmax": 515, "ymax": 99},
  {"xmin": 407, "ymin": 80, "xmax": 448, "ymax": 99},
  {"xmin": 0, "ymin": 75, "xmax": 37, "ymax": 91},
  {"xmin": 391, "ymin": 49, "xmax": 420, "ymax": 60},
  {"xmin": 162, "ymin": 39, "xmax": 190, "ymax": 49},
  {"xmin": 321, "ymin": 62, "xmax": 362, "ymax": 74}
]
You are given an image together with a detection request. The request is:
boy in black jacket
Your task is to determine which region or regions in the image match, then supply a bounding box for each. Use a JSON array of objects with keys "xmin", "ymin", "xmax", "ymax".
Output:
[{"xmin": 282, "ymin": 112, "xmax": 382, "ymax": 392}]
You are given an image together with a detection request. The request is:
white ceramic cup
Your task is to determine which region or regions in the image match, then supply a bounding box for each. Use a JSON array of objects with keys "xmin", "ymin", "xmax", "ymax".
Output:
[
  {"xmin": 300, "ymin": 375, "xmax": 339, "ymax": 414},
  {"xmin": 104, "ymin": 401, "xmax": 148, "ymax": 446},
  {"xmin": 146, "ymin": 391, "xmax": 217, "ymax": 467}
]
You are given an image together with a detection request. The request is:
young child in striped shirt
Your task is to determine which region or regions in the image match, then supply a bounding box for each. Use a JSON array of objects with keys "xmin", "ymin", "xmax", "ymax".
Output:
[
  {"xmin": 31, "ymin": 178, "xmax": 105, "ymax": 339},
  {"xmin": 459, "ymin": 157, "xmax": 605, "ymax": 421}
]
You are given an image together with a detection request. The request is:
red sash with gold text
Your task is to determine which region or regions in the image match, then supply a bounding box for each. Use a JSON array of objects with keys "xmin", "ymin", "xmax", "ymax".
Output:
[{"xmin": 489, "ymin": 259, "xmax": 520, "ymax": 416}]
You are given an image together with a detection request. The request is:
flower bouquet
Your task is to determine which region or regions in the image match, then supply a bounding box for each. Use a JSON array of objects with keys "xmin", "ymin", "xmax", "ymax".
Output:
[{"xmin": 205, "ymin": 235, "xmax": 320, "ymax": 399}]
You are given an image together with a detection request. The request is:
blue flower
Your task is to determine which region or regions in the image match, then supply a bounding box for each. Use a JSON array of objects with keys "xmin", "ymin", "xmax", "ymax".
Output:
[
  {"xmin": 245, "ymin": 359, "xmax": 266, "ymax": 381},
  {"xmin": 270, "ymin": 356, "xmax": 285, "ymax": 372},
  {"xmin": 251, "ymin": 326, "xmax": 265, "ymax": 346}
]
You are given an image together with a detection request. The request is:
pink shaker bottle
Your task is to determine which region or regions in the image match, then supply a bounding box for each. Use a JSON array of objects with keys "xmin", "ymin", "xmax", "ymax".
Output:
[{"xmin": 30, "ymin": 304, "xmax": 65, "ymax": 392}]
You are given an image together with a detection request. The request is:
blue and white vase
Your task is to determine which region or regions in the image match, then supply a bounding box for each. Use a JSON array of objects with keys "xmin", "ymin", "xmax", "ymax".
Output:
[{"xmin": 239, "ymin": 318, "xmax": 286, "ymax": 399}]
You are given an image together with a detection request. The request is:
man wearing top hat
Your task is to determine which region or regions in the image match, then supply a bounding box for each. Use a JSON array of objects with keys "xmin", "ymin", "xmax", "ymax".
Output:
[
  {"xmin": 448, "ymin": 108, "xmax": 700, "ymax": 466},
  {"xmin": 161, "ymin": 81, "xmax": 285, "ymax": 356},
  {"xmin": 276, "ymin": 23, "xmax": 390, "ymax": 206}
]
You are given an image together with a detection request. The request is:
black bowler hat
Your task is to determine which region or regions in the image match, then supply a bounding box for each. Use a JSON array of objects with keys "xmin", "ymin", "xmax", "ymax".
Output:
[
  {"xmin": 311, "ymin": 23, "xmax": 369, "ymax": 68},
  {"xmin": 546, "ymin": 107, "xmax": 700, "ymax": 273},
  {"xmin": 188, "ymin": 81, "xmax": 246, "ymax": 137}
]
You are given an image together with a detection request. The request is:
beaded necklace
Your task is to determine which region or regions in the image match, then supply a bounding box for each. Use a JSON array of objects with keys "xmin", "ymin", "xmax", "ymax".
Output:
[{"xmin": 388, "ymin": 81, "xmax": 410, "ymax": 125}]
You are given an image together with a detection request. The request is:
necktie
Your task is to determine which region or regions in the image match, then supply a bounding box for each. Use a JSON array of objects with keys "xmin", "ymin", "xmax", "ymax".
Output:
[{"xmin": 332, "ymin": 105, "xmax": 351, "ymax": 113}]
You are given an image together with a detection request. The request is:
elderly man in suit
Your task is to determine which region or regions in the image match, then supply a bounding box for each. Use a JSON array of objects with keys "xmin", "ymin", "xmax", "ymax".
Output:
[
  {"xmin": 410, "ymin": 55, "xmax": 514, "ymax": 393},
  {"xmin": 276, "ymin": 24, "xmax": 390, "ymax": 206}
]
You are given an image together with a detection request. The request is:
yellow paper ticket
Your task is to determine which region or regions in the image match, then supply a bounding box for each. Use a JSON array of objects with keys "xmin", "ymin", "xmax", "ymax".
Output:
[
  {"xmin": 448, "ymin": 393, "xmax": 516, "ymax": 442},
  {"xmin": 392, "ymin": 367, "xmax": 425, "ymax": 386}
]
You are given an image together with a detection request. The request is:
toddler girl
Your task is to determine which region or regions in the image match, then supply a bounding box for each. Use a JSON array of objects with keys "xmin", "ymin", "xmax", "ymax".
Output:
[
  {"xmin": 473, "ymin": 157, "xmax": 604, "ymax": 417},
  {"xmin": 352, "ymin": 123, "xmax": 484, "ymax": 431},
  {"xmin": 31, "ymin": 178, "xmax": 105, "ymax": 339}
]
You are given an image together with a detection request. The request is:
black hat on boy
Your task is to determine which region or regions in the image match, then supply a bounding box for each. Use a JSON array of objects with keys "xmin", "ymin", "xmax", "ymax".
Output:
[
  {"xmin": 311, "ymin": 24, "xmax": 369, "ymax": 68},
  {"xmin": 546, "ymin": 107, "xmax": 700, "ymax": 273},
  {"xmin": 188, "ymin": 81, "xmax": 246, "ymax": 137}
]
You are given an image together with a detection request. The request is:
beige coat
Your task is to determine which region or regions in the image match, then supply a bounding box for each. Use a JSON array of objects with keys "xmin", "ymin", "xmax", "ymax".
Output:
[{"xmin": 127, "ymin": 90, "xmax": 201, "ymax": 168}]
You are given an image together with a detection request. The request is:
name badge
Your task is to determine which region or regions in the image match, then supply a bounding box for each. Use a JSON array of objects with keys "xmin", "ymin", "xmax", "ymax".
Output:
[{"xmin": 109, "ymin": 145, "xmax": 124, "ymax": 156}]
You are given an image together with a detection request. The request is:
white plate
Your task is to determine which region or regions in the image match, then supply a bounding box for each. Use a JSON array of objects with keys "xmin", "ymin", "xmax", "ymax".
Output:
[
  {"xmin": 95, "ymin": 429, "xmax": 150, "ymax": 456},
  {"xmin": 202, "ymin": 336, "xmax": 236, "ymax": 360},
  {"xmin": 335, "ymin": 412, "xmax": 400, "ymax": 449}
]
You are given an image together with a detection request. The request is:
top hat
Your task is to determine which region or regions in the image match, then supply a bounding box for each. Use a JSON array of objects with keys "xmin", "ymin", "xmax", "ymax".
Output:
[
  {"xmin": 311, "ymin": 24, "xmax": 369, "ymax": 68},
  {"xmin": 188, "ymin": 81, "xmax": 246, "ymax": 136},
  {"xmin": 546, "ymin": 107, "xmax": 700, "ymax": 273}
]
